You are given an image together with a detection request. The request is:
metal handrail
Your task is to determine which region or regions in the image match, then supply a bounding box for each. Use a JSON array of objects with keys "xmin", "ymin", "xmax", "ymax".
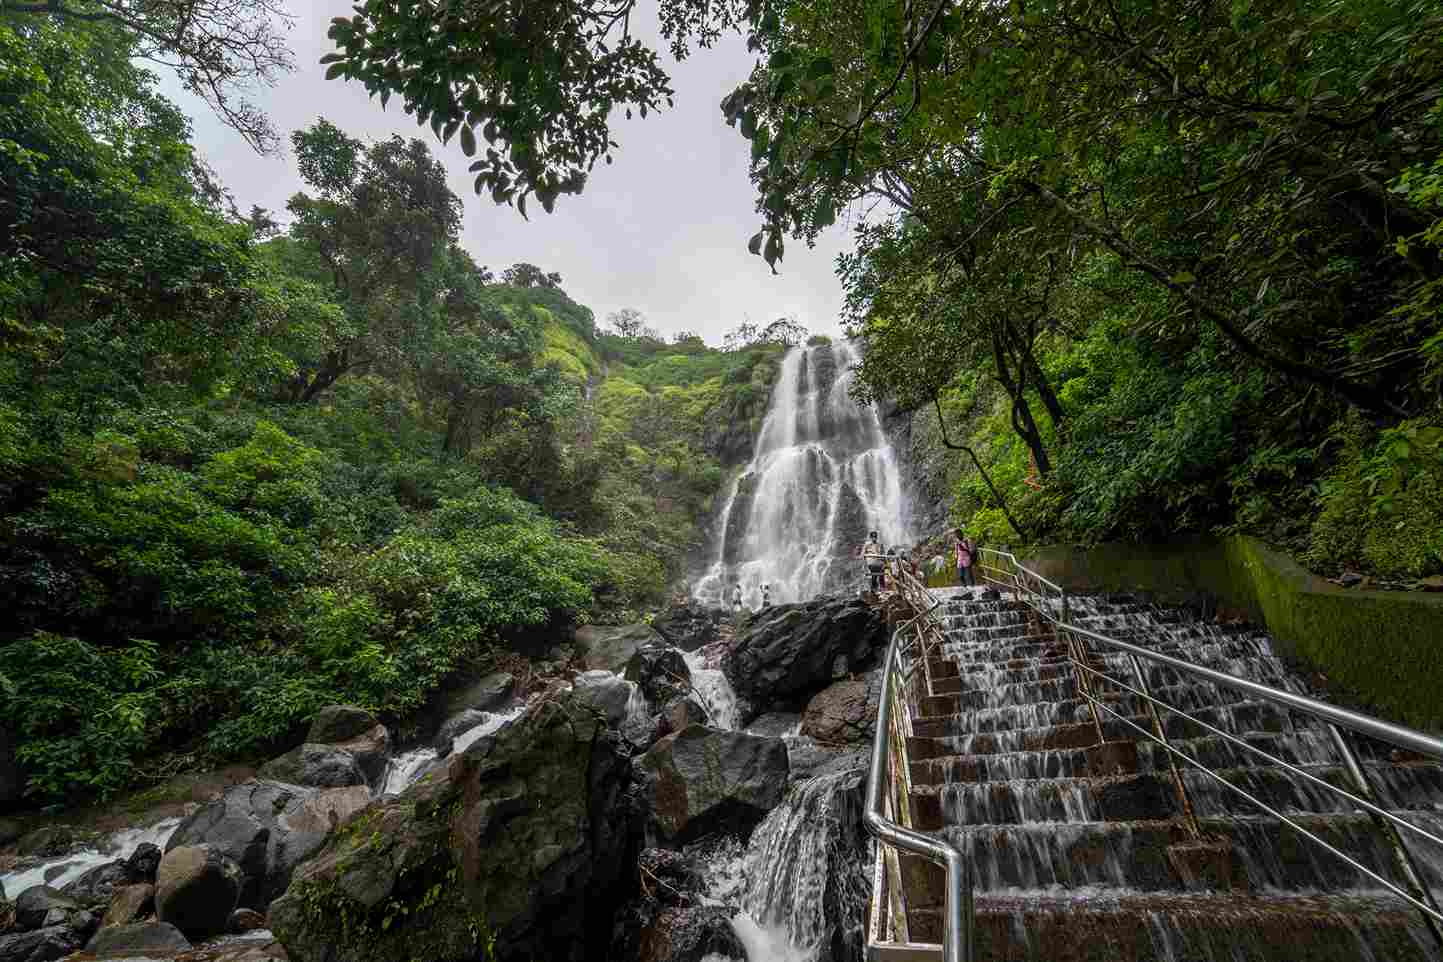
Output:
[
  {"xmin": 865, "ymin": 592, "xmax": 971, "ymax": 961},
  {"xmin": 976, "ymin": 546, "xmax": 1443, "ymax": 943}
]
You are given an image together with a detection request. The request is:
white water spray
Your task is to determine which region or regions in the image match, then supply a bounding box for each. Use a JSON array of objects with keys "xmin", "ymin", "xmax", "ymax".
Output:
[{"xmin": 696, "ymin": 343, "xmax": 911, "ymax": 608}]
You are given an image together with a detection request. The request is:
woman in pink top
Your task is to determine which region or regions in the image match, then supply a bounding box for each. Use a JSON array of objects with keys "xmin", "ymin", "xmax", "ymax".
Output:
[{"xmin": 954, "ymin": 528, "xmax": 976, "ymax": 587}]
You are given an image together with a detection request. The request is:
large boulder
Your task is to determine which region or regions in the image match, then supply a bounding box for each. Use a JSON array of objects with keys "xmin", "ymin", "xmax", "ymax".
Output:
[
  {"xmin": 98, "ymin": 884, "xmax": 154, "ymax": 928},
  {"xmin": 269, "ymin": 690, "xmax": 635, "ymax": 962},
  {"xmin": 651, "ymin": 603, "xmax": 725, "ymax": 653},
  {"xmin": 61, "ymin": 843, "xmax": 160, "ymax": 909},
  {"xmin": 572, "ymin": 670, "xmax": 636, "ymax": 726},
  {"xmin": 259, "ymin": 744, "xmax": 364, "ymax": 789},
  {"xmin": 165, "ymin": 781, "xmax": 369, "ymax": 911},
  {"xmin": 721, "ymin": 596, "xmax": 888, "ymax": 721},
  {"xmin": 306, "ymin": 705, "xmax": 377, "ymax": 744},
  {"xmin": 258, "ymin": 707, "xmax": 390, "ymax": 788},
  {"xmin": 574, "ymin": 623, "xmax": 664, "ymax": 672},
  {"xmin": 799, "ymin": 673, "xmax": 880, "ymax": 745},
  {"xmin": 14, "ymin": 887, "xmax": 85, "ymax": 931},
  {"xmin": 636, "ymin": 725, "xmax": 789, "ymax": 843},
  {"xmin": 625, "ymin": 646, "xmax": 691, "ymax": 706},
  {"xmin": 0, "ymin": 926, "xmax": 84, "ymax": 962},
  {"xmin": 438, "ymin": 672, "xmax": 515, "ymax": 718},
  {"xmin": 85, "ymin": 921, "xmax": 191, "ymax": 958},
  {"xmin": 613, "ymin": 848, "xmax": 744, "ymax": 962},
  {"xmin": 155, "ymin": 844, "xmax": 242, "ymax": 939},
  {"xmin": 433, "ymin": 709, "xmax": 490, "ymax": 754}
]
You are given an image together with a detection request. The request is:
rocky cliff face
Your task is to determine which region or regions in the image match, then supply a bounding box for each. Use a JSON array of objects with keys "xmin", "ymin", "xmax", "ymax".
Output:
[
  {"xmin": 270, "ymin": 690, "xmax": 635, "ymax": 962},
  {"xmin": 876, "ymin": 400, "xmax": 952, "ymax": 539}
]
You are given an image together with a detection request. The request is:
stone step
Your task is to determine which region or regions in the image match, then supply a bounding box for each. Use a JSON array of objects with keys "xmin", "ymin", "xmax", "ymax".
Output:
[
  {"xmin": 909, "ymin": 765, "xmax": 1389, "ymax": 828},
  {"xmin": 908, "ymin": 732, "xmax": 1356, "ymax": 786},
  {"xmin": 931, "ymin": 811, "xmax": 1443, "ymax": 895},
  {"xmin": 903, "ymin": 892, "xmax": 1439, "ymax": 962},
  {"xmin": 912, "ymin": 696, "xmax": 1320, "ymax": 741}
]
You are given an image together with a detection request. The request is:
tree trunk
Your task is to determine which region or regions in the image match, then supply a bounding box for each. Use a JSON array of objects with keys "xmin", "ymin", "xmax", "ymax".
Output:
[
  {"xmin": 933, "ymin": 396, "xmax": 1030, "ymax": 540},
  {"xmin": 992, "ymin": 325, "xmax": 1052, "ymax": 475},
  {"xmin": 1024, "ymin": 179, "xmax": 1410, "ymax": 418}
]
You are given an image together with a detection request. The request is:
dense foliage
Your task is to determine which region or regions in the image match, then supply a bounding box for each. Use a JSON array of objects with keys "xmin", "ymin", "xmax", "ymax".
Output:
[{"xmin": 0, "ymin": 12, "xmax": 782, "ymax": 804}]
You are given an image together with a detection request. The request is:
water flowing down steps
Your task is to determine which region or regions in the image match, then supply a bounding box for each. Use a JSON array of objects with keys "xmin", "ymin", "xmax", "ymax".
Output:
[{"xmin": 889, "ymin": 589, "xmax": 1443, "ymax": 962}]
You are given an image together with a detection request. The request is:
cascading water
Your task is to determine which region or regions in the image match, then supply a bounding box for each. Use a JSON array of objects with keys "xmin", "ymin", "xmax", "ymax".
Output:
[
  {"xmin": 698, "ymin": 770, "xmax": 872, "ymax": 962},
  {"xmin": 696, "ymin": 342, "xmax": 911, "ymax": 608}
]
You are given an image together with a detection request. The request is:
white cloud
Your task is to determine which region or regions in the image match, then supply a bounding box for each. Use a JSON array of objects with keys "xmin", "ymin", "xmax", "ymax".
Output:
[{"xmin": 156, "ymin": 0, "xmax": 851, "ymax": 345}]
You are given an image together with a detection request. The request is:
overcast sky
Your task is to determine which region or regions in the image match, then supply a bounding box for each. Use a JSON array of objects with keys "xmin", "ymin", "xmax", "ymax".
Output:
[{"xmin": 157, "ymin": 1, "xmax": 856, "ymax": 345}]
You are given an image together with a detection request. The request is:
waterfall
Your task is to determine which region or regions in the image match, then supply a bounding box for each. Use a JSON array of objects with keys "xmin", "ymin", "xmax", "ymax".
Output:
[
  {"xmin": 697, "ymin": 770, "xmax": 871, "ymax": 962},
  {"xmin": 696, "ymin": 342, "xmax": 911, "ymax": 608}
]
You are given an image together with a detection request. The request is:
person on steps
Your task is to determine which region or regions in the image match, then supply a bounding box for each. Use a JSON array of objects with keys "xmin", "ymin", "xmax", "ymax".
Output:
[
  {"xmin": 954, "ymin": 528, "xmax": 976, "ymax": 587},
  {"xmin": 862, "ymin": 531, "xmax": 884, "ymax": 593}
]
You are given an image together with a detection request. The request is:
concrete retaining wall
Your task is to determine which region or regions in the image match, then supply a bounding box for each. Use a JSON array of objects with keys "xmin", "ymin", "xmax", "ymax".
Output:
[{"xmin": 1014, "ymin": 537, "xmax": 1443, "ymax": 732}]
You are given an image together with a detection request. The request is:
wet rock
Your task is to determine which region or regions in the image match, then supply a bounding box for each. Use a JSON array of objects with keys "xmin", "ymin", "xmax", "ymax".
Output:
[
  {"xmin": 636, "ymin": 725, "xmax": 789, "ymax": 843},
  {"xmin": 0, "ymin": 925, "xmax": 84, "ymax": 962},
  {"xmin": 658, "ymin": 696, "xmax": 709, "ymax": 737},
  {"xmin": 269, "ymin": 690, "xmax": 634, "ymax": 962},
  {"xmin": 0, "ymin": 817, "xmax": 22, "ymax": 847},
  {"xmin": 156, "ymin": 844, "xmax": 242, "ymax": 939},
  {"xmin": 125, "ymin": 843, "xmax": 162, "ymax": 882},
  {"xmin": 62, "ymin": 863, "xmax": 128, "ymax": 910},
  {"xmin": 573, "ymin": 670, "xmax": 637, "ymax": 725},
  {"xmin": 720, "ymin": 474, "xmax": 757, "ymax": 567},
  {"xmin": 800, "ymin": 674, "xmax": 879, "ymax": 745},
  {"xmin": 434, "ymin": 710, "xmax": 489, "ymax": 754},
  {"xmin": 265, "ymin": 707, "xmax": 392, "ymax": 787},
  {"xmin": 440, "ymin": 672, "xmax": 515, "ymax": 717},
  {"xmin": 15, "ymin": 887, "xmax": 85, "ymax": 932},
  {"xmin": 638, "ymin": 906, "xmax": 745, "ymax": 962},
  {"xmin": 651, "ymin": 603, "xmax": 725, "ymax": 653},
  {"xmin": 167, "ymin": 780, "xmax": 369, "ymax": 911},
  {"xmin": 625, "ymin": 646, "xmax": 692, "ymax": 706},
  {"xmin": 14, "ymin": 827, "xmax": 78, "ymax": 859},
  {"xmin": 746, "ymin": 712, "xmax": 801, "ymax": 738},
  {"xmin": 574, "ymin": 623, "xmax": 664, "ymax": 672},
  {"xmin": 86, "ymin": 921, "xmax": 191, "ymax": 958},
  {"xmin": 258, "ymin": 745, "xmax": 366, "ymax": 789},
  {"xmin": 305, "ymin": 706, "xmax": 377, "ymax": 745},
  {"xmin": 228, "ymin": 907, "xmax": 267, "ymax": 933},
  {"xmin": 98, "ymin": 883, "xmax": 154, "ymax": 928},
  {"xmin": 722, "ymin": 596, "xmax": 888, "ymax": 722}
]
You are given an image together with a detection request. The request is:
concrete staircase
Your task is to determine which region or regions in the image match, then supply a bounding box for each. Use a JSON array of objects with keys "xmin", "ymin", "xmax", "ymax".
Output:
[{"xmin": 892, "ymin": 589, "xmax": 1443, "ymax": 961}]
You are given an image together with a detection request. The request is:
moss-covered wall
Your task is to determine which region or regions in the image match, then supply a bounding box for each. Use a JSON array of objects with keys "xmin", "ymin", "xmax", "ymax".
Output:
[{"xmin": 1016, "ymin": 537, "xmax": 1443, "ymax": 732}]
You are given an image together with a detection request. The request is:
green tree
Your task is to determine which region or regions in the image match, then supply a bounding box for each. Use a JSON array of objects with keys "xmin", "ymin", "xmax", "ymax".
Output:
[
  {"xmin": 2, "ymin": 0, "xmax": 296, "ymax": 152},
  {"xmin": 282, "ymin": 118, "xmax": 463, "ymax": 402}
]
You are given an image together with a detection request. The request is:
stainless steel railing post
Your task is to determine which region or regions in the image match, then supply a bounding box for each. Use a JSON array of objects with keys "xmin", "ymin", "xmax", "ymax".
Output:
[
  {"xmin": 1128, "ymin": 652, "xmax": 1202, "ymax": 838},
  {"xmin": 1326, "ymin": 723, "xmax": 1443, "ymax": 950}
]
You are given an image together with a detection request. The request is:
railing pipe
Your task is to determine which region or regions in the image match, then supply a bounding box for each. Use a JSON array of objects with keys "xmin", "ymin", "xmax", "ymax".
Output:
[
  {"xmin": 978, "ymin": 545, "xmax": 1443, "ymax": 941},
  {"xmin": 865, "ymin": 608, "xmax": 970, "ymax": 962},
  {"xmin": 1326, "ymin": 723, "xmax": 1443, "ymax": 949}
]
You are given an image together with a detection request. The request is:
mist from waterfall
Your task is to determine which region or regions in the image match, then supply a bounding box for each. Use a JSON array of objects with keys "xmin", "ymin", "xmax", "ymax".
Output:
[{"xmin": 696, "ymin": 341, "xmax": 911, "ymax": 608}]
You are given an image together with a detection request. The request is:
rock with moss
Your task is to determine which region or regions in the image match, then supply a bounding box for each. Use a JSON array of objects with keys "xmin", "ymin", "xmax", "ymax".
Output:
[
  {"xmin": 636, "ymin": 725, "xmax": 789, "ymax": 844},
  {"xmin": 270, "ymin": 690, "xmax": 635, "ymax": 962},
  {"xmin": 721, "ymin": 596, "xmax": 888, "ymax": 722},
  {"xmin": 166, "ymin": 780, "xmax": 370, "ymax": 911}
]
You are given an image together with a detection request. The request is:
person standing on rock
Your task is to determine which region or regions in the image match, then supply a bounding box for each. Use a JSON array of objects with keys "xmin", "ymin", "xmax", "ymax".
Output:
[
  {"xmin": 731, "ymin": 583, "xmax": 744, "ymax": 612},
  {"xmin": 761, "ymin": 583, "xmax": 772, "ymax": 608},
  {"xmin": 954, "ymin": 528, "xmax": 976, "ymax": 587},
  {"xmin": 862, "ymin": 531, "xmax": 884, "ymax": 593}
]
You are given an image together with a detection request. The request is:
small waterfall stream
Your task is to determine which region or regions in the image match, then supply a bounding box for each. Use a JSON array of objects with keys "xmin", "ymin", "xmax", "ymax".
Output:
[{"xmin": 696, "ymin": 342, "xmax": 911, "ymax": 608}]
